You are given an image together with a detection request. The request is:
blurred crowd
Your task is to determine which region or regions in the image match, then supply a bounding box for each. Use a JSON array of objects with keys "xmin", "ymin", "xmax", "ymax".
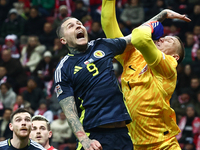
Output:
[{"xmin": 0, "ymin": 0, "xmax": 200, "ymax": 150}]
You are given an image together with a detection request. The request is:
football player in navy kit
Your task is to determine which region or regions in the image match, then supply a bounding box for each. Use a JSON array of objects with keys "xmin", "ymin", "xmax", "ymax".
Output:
[
  {"xmin": 30, "ymin": 115, "xmax": 57, "ymax": 150},
  {"xmin": 0, "ymin": 108, "xmax": 45, "ymax": 150},
  {"xmin": 54, "ymin": 17, "xmax": 134, "ymax": 150}
]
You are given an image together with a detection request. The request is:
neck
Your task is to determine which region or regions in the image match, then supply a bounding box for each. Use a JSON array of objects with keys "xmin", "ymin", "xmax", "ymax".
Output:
[
  {"xmin": 11, "ymin": 134, "xmax": 29, "ymax": 149},
  {"xmin": 43, "ymin": 141, "xmax": 51, "ymax": 149},
  {"xmin": 68, "ymin": 45, "xmax": 87, "ymax": 54}
]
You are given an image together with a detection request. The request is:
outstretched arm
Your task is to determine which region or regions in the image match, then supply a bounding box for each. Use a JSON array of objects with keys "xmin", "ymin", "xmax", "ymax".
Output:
[
  {"xmin": 59, "ymin": 96, "xmax": 102, "ymax": 150},
  {"xmin": 147, "ymin": 9, "xmax": 191, "ymax": 23},
  {"xmin": 101, "ymin": 0, "xmax": 123, "ymax": 38}
]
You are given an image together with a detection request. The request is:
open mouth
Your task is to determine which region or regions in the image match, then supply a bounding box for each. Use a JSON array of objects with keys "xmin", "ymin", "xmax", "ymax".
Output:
[
  {"xmin": 36, "ymin": 136, "xmax": 42, "ymax": 139},
  {"xmin": 20, "ymin": 128, "xmax": 28, "ymax": 131},
  {"xmin": 77, "ymin": 32, "xmax": 84, "ymax": 39}
]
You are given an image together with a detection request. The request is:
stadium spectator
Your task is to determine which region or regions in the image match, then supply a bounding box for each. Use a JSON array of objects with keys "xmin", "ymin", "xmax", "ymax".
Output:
[
  {"xmin": 0, "ymin": 83, "xmax": 16, "ymax": 109},
  {"xmin": 192, "ymin": 48, "xmax": 200, "ymax": 78},
  {"xmin": 51, "ymin": 111, "xmax": 73, "ymax": 148},
  {"xmin": 24, "ymin": 6, "xmax": 46, "ymax": 36},
  {"xmin": 146, "ymin": 0, "xmax": 166, "ymax": 21},
  {"xmin": 120, "ymin": 0, "xmax": 144, "ymax": 29},
  {"xmin": 0, "ymin": 8, "xmax": 24, "ymax": 40},
  {"xmin": 12, "ymin": 95, "xmax": 32, "ymax": 114},
  {"xmin": 88, "ymin": 21, "xmax": 105, "ymax": 41},
  {"xmin": 50, "ymin": 38, "xmax": 68, "ymax": 65},
  {"xmin": 39, "ymin": 22, "xmax": 57, "ymax": 49},
  {"xmin": 34, "ymin": 101, "xmax": 53, "ymax": 123},
  {"xmin": 22, "ymin": 77, "xmax": 46, "ymax": 111},
  {"xmin": 188, "ymin": 3, "xmax": 200, "ymax": 30},
  {"xmin": 0, "ymin": 66, "xmax": 16, "ymax": 91},
  {"xmin": 0, "ymin": 108, "xmax": 12, "ymax": 141},
  {"xmin": 176, "ymin": 64, "xmax": 194, "ymax": 95},
  {"xmin": 189, "ymin": 76, "xmax": 200, "ymax": 101},
  {"xmin": 182, "ymin": 32, "xmax": 198, "ymax": 65},
  {"xmin": 71, "ymin": 0, "xmax": 88, "ymax": 21},
  {"xmin": 53, "ymin": 5, "xmax": 69, "ymax": 30},
  {"xmin": 0, "ymin": 0, "xmax": 12, "ymax": 31},
  {"xmin": 2, "ymin": 35, "xmax": 20, "ymax": 59},
  {"xmin": 33, "ymin": 51, "xmax": 54, "ymax": 93},
  {"xmin": 20, "ymin": 36, "xmax": 46, "ymax": 73},
  {"xmin": 31, "ymin": 0, "xmax": 55, "ymax": 17},
  {"xmin": 0, "ymin": 50, "xmax": 27, "ymax": 90},
  {"xmin": 171, "ymin": 88, "xmax": 195, "ymax": 123},
  {"xmin": 176, "ymin": 104, "xmax": 200, "ymax": 149}
]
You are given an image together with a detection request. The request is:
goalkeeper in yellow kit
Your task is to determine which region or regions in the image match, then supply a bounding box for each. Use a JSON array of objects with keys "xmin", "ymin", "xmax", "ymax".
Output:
[{"xmin": 101, "ymin": 0, "xmax": 191, "ymax": 149}]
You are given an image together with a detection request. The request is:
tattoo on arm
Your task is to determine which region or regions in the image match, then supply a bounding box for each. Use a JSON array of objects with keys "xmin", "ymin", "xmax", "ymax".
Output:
[
  {"xmin": 149, "ymin": 10, "xmax": 167, "ymax": 23},
  {"xmin": 59, "ymin": 96, "xmax": 90, "ymax": 147}
]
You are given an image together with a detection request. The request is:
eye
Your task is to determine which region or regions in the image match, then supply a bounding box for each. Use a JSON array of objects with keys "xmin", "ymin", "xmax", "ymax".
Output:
[
  {"xmin": 32, "ymin": 127, "xmax": 37, "ymax": 131},
  {"xmin": 41, "ymin": 127, "xmax": 46, "ymax": 130},
  {"xmin": 68, "ymin": 24, "xmax": 73, "ymax": 29},
  {"xmin": 16, "ymin": 119, "xmax": 21, "ymax": 122},
  {"xmin": 25, "ymin": 118, "xmax": 31, "ymax": 122}
]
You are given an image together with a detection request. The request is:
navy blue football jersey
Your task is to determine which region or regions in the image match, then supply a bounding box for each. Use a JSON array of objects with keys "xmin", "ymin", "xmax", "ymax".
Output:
[
  {"xmin": 0, "ymin": 139, "xmax": 46, "ymax": 150},
  {"xmin": 54, "ymin": 38, "xmax": 131, "ymax": 130}
]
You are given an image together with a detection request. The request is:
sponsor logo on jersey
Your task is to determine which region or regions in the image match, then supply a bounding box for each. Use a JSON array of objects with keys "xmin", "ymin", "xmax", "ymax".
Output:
[
  {"xmin": 74, "ymin": 66, "xmax": 83, "ymax": 74},
  {"xmin": 93, "ymin": 50, "xmax": 105, "ymax": 58},
  {"xmin": 84, "ymin": 58, "xmax": 94, "ymax": 65},
  {"xmin": 55, "ymin": 84, "xmax": 63, "ymax": 97}
]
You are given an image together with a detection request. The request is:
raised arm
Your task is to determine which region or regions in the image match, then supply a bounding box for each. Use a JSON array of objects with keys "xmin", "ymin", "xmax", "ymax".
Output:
[
  {"xmin": 147, "ymin": 9, "xmax": 191, "ymax": 23},
  {"xmin": 101, "ymin": 0, "xmax": 123, "ymax": 38},
  {"xmin": 59, "ymin": 96, "xmax": 102, "ymax": 150}
]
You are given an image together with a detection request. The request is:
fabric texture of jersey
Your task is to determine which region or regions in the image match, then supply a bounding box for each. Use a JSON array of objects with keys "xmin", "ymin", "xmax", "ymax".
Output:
[
  {"xmin": 101, "ymin": 0, "xmax": 180, "ymax": 145},
  {"xmin": 0, "ymin": 139, "xmax": 46, "ymax": 150},
  {"xmin": 54, "ymin": 38, "xmax": 131, "ymax": 131},
  {"xmin": 77, "ymin": 127, "xmax": 133, "ymax": 150}
]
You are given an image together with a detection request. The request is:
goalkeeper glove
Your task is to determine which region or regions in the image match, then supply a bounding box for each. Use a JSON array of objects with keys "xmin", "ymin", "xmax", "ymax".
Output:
[{"xmin": 144, "ymin": 21, "xmax": 164, "ymax": 40}]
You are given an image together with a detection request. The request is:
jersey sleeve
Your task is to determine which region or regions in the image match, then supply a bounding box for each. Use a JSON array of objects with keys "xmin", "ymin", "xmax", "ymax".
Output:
[
  {"xmin": 101, "ymin": 0, "xmax": 123, "ymax": 38},
  {"xmin": 54, "ymin": 66, "xmax": 74, "ymax": 102},
  {"xmin": 103, "ymin": 38, "xmax": 127, "ymax": 56},
  {"xmin": 131, "ymin": 25, "xmax": 177, "ymax": 78},
  {"xmin": 101, "ymin": 0, "xmax": 135, "ymax": 65}
]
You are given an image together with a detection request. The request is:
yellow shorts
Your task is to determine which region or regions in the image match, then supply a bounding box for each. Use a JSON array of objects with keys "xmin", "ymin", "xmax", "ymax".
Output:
[{"xmin": 134, "ymin": 136, "xmax": 181, "ymax": 150}]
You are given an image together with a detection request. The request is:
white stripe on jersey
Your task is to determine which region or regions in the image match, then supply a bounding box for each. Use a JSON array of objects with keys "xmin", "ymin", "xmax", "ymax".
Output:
[
  {"xmin": 55, "ymin": 55, "xmax": 69, "ymax": 83},
  {"xmin": 0, "ymin": 140, "xmax": 7, "ymax": 147},
  {"xmin": 30, "ymin": 140, "xmax": 46, "ymax": 150},
  {"xmin": 162, "ymin": 52, "xmax": 166, "ymax": 59}
]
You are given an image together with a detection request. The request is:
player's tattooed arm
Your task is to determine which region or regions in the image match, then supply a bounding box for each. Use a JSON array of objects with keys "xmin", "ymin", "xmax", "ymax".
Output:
[
  {"xmin": 148, "ymin": 9, "xmax": 191, "ymax": 23},
  {"xmin": 149, "ymin": 10, "xmax": 167, "ymax": 23},
  {"xmin": 59, "ymin": 96, "xmax": 91, "ymax": 149}
]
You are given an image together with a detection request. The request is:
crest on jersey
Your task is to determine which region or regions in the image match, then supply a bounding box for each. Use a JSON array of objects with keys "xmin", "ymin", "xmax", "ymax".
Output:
[
  {"xmin": 55, "ymin": 84, "xmax": 63, "ymax": 97},
  {"xmin": 93, "ymin": 50, "xmax": 105, "ymax": 58}
]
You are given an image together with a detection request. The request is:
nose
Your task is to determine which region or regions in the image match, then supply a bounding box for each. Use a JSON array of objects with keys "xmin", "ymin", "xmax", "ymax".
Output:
[
  {"xmin": 76, "ymin": 25, "xmax": 81, "ymax": 30},
  {"xmin": 21, "ymin": 120, "xmax": 26, "ymax": 126}
]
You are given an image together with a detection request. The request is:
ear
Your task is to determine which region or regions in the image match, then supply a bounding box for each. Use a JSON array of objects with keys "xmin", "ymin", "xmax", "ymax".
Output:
[
  {"xmin": 172, "ymin": 54, "xmax": 179, "ymax": 61},
  {"xmin": 48, "ymin": 130, "xmax": 53, "ymax": 138},
  {"xmin": 9, "ymin": 123, "xmax": 13, "ymax": 131},
  {"xmin": 60, "ymin": 38, "xmax": 67, "ymax": 45}
]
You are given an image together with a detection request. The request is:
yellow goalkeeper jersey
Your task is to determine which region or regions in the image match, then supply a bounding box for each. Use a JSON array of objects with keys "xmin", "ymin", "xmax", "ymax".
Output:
[{"xmin": 101, "ymin": 0, "xmax": 181, "ymax": 145}]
